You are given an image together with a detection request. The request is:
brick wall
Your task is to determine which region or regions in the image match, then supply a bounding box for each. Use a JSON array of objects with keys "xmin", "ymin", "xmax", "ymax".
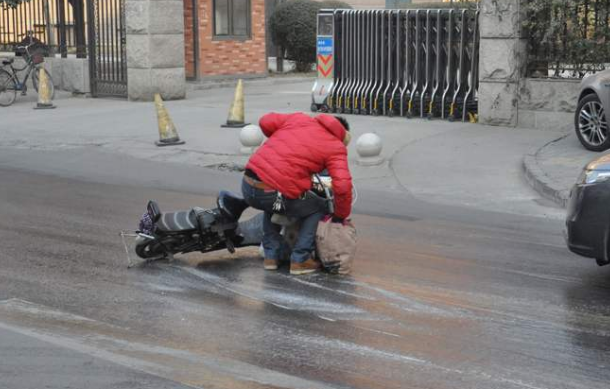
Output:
[
  {"xmin": 184, "ymin": 0, "xmax": 196, "ymax": 78},
  {"xmin": 318, "ymin": 0, "xmax": 385, "ymax": 8},
  {"xmin": 184, "ymin": 0, "xmax": 267, "ymax": 79}
]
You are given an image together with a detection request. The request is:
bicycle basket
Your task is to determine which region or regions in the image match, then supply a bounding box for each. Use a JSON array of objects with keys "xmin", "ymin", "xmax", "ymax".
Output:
[{"xmin": 31, "ymin": 53, "xmax": 44, "ymax": 65}]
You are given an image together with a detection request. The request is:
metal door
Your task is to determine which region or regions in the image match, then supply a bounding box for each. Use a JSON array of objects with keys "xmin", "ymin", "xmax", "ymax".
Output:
[
  {"xmin": 87, "ymin": 0, "xmax": 127, "ymax": 97},
  {"xmin": 313, "ymin": 9, "xmax": 480, "ymax": 122}
]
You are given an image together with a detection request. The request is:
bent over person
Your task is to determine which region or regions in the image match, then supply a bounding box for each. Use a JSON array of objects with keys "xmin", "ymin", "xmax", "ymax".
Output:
[{"xmin": 241, "ymin": 113, "xmax": 353, "ymax": 275}]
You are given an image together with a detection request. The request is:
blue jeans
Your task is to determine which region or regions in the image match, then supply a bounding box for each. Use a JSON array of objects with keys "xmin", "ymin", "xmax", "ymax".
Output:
[{"xmin": 241, "ymin": 178, "xmax": 326, "ymax": 263}]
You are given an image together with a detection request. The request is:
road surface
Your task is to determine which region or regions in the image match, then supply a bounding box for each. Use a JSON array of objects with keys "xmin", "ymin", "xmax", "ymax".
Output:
[{"xmin": 0, "ymin": 149, "xmax": 609, "ymax": 389}]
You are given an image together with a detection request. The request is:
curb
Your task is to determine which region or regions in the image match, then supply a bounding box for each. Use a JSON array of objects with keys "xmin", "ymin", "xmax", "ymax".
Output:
[
  {"xmin": 522, "ymin": 134, "xmax": 571, "ymax": 208},
  {"xmin": 187, "ymin": 76, "xmax": 315, "ymax": 91}
]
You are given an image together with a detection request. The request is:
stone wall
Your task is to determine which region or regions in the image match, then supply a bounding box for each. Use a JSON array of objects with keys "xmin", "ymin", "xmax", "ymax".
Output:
[
  {"xmin": 46, "ymin": 58, "xmax": 90, "ymax": 94},
  {"xmin": 517, "ymin": 78, "xmax": 580, "ymax": 131},
  {"xmin": 126, "ymin": 0, "xmax": 186, "ymax": 101},
  {"xmin": 478, "ymin": 0, "xmax": 525, "ymax": 127},
  {"xmin": 478, "ymin": 0, "xmax": 581, "ymax": 131}
]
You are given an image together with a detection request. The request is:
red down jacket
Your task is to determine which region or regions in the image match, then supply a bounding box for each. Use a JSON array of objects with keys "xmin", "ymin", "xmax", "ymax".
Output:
[{"xmin": 246, "ymin": 112, "xmax": 353, "ymax": 219}]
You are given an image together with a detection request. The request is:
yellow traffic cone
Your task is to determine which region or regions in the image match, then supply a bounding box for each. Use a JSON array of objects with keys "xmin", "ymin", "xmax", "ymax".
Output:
[
  {"xmin": 34, "ymin": 67, "xmax": 55, "ymax": 110},
  {"xmin": 222, "ymin": 79, "xmax": 249, "ymax": 128},
  {"xmin": 154, "ymin": 94, "xmax": 185, "ymax": 146}
]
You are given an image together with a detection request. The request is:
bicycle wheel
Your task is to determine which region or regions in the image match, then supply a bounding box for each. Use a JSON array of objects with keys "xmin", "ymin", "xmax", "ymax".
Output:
[
  {"xmin": 0, "ymin": 70, "xmax": 17, "ymax": 107},
  {"xmin": 32, "ymin": 67, "xmax": 55, "ymax": 99}
]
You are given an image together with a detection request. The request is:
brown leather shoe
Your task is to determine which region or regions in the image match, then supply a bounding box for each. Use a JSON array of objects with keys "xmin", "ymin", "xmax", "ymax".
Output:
[
  {"xmin": 290, "ymin": 258, "xmax": 321, "ymax": 275},
  {"xmin": 264, "ymin": 258, "xmax": 278, "ymax": 270}
]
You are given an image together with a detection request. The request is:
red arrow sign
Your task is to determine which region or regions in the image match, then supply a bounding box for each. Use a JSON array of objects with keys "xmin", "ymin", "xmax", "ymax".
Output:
[
  {"xmin": 318, "ymin": 54, "xmax": 332, "ymax": 65},
  {"xmin": 317, "ymin": 65, "xmax": 333, "ymax": 78}
]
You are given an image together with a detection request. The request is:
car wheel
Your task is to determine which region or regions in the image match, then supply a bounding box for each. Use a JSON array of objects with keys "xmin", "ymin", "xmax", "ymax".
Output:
[{"xmin": 575, "ymin": 94, "xmax": 610, "ymax": 151}]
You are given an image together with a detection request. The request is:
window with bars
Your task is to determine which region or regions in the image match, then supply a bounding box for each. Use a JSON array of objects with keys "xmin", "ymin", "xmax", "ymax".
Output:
[{"xmin": 213, "ymin": 0, "xmax": 251, "ymax": 39}]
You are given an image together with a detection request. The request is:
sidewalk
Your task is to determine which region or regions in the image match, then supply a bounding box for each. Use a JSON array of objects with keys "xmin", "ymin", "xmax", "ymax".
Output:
[
  {"xmin": 0, "ymin": 80, "xmax": 568, "ymax": 218},
  {"xmin": 523, "ymin": 133, "xmax": 605, "ymax": 208},
  {"xmin": 186, "ymin": 74, "xmax": 315, "ymax": 91},
  {"xmin": 392, "ymin": 126, "xmax": 567, "ymax": 218},
  {"xmin": 0, "ymin": 80, "xmax": 457, "ymax": 194}
]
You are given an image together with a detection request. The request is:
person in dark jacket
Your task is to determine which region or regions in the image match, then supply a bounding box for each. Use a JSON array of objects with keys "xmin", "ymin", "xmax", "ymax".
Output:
[{"xmin": 242, "ymin": 112, "xmax": 353, "ymax": 275}]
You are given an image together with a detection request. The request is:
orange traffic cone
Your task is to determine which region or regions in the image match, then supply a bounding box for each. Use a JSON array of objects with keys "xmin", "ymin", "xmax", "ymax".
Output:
[
  {"xmin": 222, "ymin": 79, "xmax": 249, "ymax": 128},
  {"xmin": 154, "ymin": 94, "xmax": 185, "ymax": 146},
  {"xmin": 34, "ymin": 67, "xmax": 55, "ymax": 110}
]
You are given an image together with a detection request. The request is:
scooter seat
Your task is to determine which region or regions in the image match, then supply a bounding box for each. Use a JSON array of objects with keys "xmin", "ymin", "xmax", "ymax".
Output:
[{"xmin": 156, "ymin": 210, "xmax": 198, "ymax": 232}]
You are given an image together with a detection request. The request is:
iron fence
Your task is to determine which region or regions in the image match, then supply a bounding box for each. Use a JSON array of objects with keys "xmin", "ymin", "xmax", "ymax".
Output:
[
  {"xmin": 315, "ymin": 9, "xmax": 480, "ymax": 122},
  {"xmin": 88, "ymin": 0, "xmax": 126, "ymax": 97},
  {"xmin": 0, "ymin": 0, "xmax": 88, "ymax": 58}
]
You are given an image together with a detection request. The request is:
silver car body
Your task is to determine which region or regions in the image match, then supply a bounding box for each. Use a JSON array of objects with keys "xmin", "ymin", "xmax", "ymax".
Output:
[{"xmin": 578, "ymin": 69, "xmax": 610, "ymax": 110}]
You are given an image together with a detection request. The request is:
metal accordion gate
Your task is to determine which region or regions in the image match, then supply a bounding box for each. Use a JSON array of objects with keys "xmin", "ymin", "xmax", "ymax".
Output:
[
  {"xmin": 312, "ymin": 9, "xmax": 480, "ymax": 122},
  {"xmin": 87, "ymin": 0, "xmax": 127, "ymax": 97}
]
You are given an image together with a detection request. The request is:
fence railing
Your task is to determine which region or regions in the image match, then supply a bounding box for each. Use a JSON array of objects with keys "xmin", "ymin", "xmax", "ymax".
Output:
[
  {"xmin": 0, "ymin": 0, "xmax": 88, "ymax": 58},
  {"xmin": 524, "ymin": 0, "xmax": 610, "ymax": 79},
  {"xmin": 319, "ymin": 9, "xmax": 479, "ymax": 122}
]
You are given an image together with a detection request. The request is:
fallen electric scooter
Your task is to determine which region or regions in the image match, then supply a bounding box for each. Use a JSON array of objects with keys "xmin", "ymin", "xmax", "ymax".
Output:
[{"xmin": 121, "ymin": 174, "xmax": 339, "ymax": 266}]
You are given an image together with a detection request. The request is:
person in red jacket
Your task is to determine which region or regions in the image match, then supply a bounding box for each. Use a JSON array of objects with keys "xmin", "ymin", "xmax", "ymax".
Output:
[{"xmin": 242, "ymin": 112, "xmax": 353, "ymax": 275}]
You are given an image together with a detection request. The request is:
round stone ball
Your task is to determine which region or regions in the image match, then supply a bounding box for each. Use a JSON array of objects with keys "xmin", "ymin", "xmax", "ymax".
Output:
[
  {"xmin": 239, "ymin": 125, "xmax": 264, "ymax": 148},
  {"xmin": 356, "ymin": 133, "xmax": 383, "ymax": 158}
]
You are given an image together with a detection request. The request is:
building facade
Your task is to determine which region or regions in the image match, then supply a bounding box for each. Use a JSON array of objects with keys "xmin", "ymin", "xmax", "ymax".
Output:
[{"xmin": 183, "ymin": 0, "xmax": 268, "ymax": 80}]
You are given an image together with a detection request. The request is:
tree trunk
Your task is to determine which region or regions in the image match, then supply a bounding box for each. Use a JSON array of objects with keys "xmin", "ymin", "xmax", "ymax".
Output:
[
  {"xmin": 276, "ymin": 45, "xmax": 284, "ymax": 73},
  {"xmin": 69, "ymin": 0, "xmax": 87, "ymax": 58}
]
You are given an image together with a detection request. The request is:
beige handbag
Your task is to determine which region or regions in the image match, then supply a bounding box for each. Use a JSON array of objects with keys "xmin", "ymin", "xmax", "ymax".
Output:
[{"xmin": 315, "ymin": 217, "xmax": 357, "ymax": 274}]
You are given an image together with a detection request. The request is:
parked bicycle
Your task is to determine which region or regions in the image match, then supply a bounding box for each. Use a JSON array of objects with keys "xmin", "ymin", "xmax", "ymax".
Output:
[{"xmin": 0, "ymin": 38, "xmax": 55, "ymax": 107}]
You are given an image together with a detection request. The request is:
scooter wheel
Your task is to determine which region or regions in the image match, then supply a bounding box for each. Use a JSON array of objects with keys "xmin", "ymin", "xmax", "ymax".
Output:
[
  {"xmin": 135, "ymin": 240, "xmax": 165, "ymax": 259},
  {"xmin": 310, "ymin": 103, "xmax": 319, "ymax": 113}
]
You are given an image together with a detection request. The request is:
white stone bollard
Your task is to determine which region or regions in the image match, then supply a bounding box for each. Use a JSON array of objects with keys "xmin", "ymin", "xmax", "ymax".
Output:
[
  {"xmin": 356, "ymin": 133, "xmax": 384, "ymax": 166},
  {"xmin": 239, "ymin": 124, "xmax": 264, "ymax": 154}
]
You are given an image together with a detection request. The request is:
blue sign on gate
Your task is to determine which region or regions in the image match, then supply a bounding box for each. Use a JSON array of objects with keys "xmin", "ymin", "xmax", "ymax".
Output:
[{"xmin": 317, "ymin": 37, "xmax": 333, "ymax": 55}]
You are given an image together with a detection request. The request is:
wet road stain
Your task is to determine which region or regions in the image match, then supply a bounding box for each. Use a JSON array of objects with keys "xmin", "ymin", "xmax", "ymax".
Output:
[{"xmin": 2, "ymin": 168, "xmax": 610, "ymax": 389}]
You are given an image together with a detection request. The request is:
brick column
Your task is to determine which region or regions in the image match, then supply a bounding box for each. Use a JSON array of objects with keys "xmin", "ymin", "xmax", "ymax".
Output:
[
  {"xmin": 478, "ymin": 0, "xmax": 526, "ymax": 126},
  {"xmin": 125, "ymin": 0, "xmax": 186, "ymax": 101}
]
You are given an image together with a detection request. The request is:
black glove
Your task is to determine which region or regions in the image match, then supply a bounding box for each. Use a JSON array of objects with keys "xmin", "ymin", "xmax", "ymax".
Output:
[{"xmin": 331, "ymin": 216, "xmax": 344, "ymax": 223}]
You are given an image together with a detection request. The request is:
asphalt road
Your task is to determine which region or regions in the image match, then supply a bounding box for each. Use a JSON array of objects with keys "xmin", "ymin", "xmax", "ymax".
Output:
[{"xmin": 1, "ymin": 150, "xmax": 610, "ymax": 389}]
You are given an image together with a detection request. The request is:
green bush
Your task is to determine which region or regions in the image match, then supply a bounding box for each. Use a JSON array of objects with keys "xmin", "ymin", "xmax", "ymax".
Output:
[
  {"xmin": 523, "ymin": 0, "xmax": 610, "ymax": 77},
  {"xmin": 318, "ymin": 0, "xmax": 352, "ymax": 9},
  {"xmin": 0, "ymin": 0, "xmax": 29, "ymax": 7},
  {"xmin": 269, "ymin": 0, "xmax": 352, "ymax": 72}
]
